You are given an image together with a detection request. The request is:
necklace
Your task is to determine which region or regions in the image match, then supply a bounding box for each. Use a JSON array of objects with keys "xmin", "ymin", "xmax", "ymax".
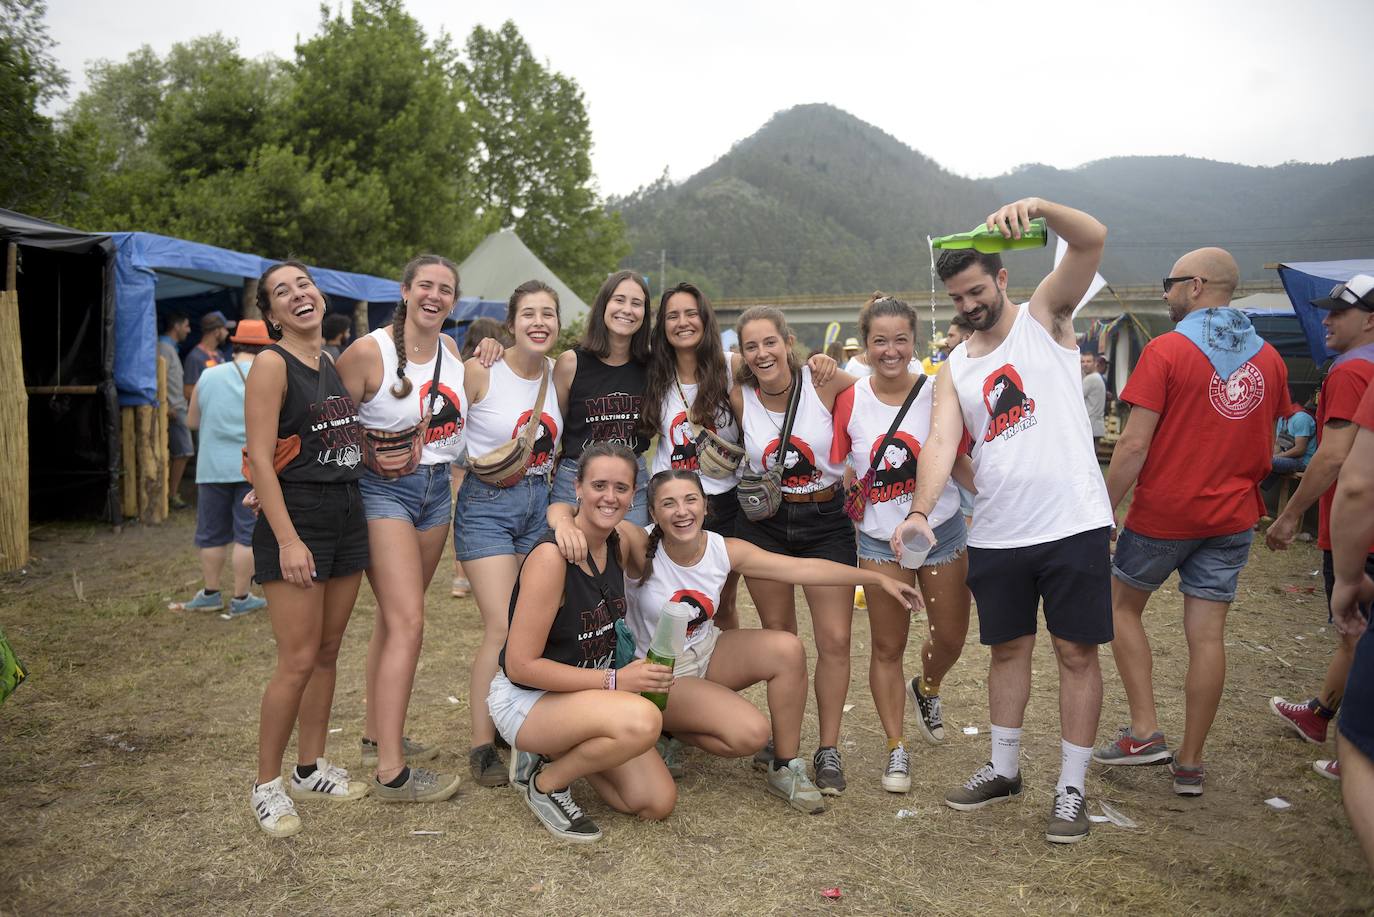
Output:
[
  {"xmin": 761, "ymin": 380, "xmax": 792, "ymax": 397},
  {"xmin": 282, "ymin": 344, "xmax": 319, "ymax": 363}
]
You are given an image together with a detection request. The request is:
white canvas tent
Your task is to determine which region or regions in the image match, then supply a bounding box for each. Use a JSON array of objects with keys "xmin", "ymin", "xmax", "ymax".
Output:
[{"xmin": 458, "ymin": 230, "xmax": 589, "ymax": 323}]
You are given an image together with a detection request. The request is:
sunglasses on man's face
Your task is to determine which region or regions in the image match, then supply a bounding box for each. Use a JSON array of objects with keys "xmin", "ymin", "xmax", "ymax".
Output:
[{"xmin": 1162, "ymin": 276, "xmax": 1207, "ymax": 294}]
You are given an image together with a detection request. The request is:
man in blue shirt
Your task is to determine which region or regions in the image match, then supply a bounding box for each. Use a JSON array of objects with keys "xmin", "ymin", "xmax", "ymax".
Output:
[{"xmin": 1262, "ymin": 390, "xmax": 1317, "ymax": 489}]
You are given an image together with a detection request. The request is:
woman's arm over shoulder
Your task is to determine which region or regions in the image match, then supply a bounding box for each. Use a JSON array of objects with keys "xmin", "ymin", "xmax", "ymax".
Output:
[{"xmin": 464, "ymin": 355, "xmax": 491, "ymax": 404}]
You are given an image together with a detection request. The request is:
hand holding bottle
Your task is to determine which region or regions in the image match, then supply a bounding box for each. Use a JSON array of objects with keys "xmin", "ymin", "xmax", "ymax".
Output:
[
  {"xmin": 986, "ymin": 197, "xmax": 1044, "ymax": 241},
  {"xmin": 615, "ymin": 658, "xmax": 674, "ymax": 694}
]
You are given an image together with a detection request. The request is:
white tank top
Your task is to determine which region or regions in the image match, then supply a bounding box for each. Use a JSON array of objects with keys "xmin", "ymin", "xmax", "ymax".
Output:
[
  {"xmin": 358, "ymin": 328, "xmax": 467, "ymax": 465},
  {"xmin": 946, "ymin": 304, "xmax": 1112, "ymax": 548},
  {"xmin": 836, "ymin": 376, "xmax": 961, "ymax": 540},
  {"xmin": 649, "ymin": 367, "xmax": 741, "ymax": 496},
  {"xmin": 464, "ymin": 357, "xmax": 562, "ymax": 477},
  {"xmin": 625, "ymin": 531, "xmax": 732, "ymax": 656},
  {"xmin": 742, "ymin": 365, "xmax": 845, "ymax": 494}
]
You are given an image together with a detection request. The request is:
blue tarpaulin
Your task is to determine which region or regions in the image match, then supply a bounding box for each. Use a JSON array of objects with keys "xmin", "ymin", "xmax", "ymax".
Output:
[
  {"xmin": 111, "ymin": 232, "xmax": 401, "ymax": 405},
  {"xmin": 1276, "ymin": 259, "xmax": 1374, "ymax": 365}
]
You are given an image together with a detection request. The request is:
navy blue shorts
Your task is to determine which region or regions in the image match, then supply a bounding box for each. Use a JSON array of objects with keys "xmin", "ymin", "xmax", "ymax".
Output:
[
  {"xmin": 195, "ymin": 481, "xmax": 255, "ymax": 548},
  {"xmin": 705, "ymin": 488, "xmax": 739, "ymax": 537},
  {"xmin": 966, "ymin": 527, "xmax": 1113, "ymax": 646},
  {"xmin": 1340, "ymin": 624, "xmax": 1374, "ymax": 762}
]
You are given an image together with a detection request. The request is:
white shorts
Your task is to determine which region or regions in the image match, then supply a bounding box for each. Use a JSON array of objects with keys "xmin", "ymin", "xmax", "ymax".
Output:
[
  {"xmin": 672, "ymin": 624, "xmax": 721, "ymax": 680},
  {"xmin": 487, "ymin": 670, "xmax": 547, "ymax": 747}
]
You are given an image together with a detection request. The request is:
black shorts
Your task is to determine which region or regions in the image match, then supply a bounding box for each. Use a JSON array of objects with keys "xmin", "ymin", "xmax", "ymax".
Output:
[
  {"xmin": 705, "ymin": 488, "xmax": 740, "ymax": 537},
  {"xmin": 253, "ymin": 481, "xmax": 369, "ymax": 584},
  {"xmin": 734, "ymin": 492, "xmax": 855, "ymax": 566},
  {"xmin": 966, "ymin": 526, "xmax": 1113, "ymax": 646},
  {"xmin": 1320, "ymin": 550, "xmax": 1374, "ymax": 624},
  {"xmin": 1340, "ymin": 624, "xmax": 1374, "ymax": 761}
]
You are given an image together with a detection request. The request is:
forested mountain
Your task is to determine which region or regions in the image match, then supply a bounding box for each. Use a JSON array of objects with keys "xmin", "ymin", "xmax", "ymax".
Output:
[{"xmin": 613, "ymin": 104, "xmax": 1374, "ymax": 297}]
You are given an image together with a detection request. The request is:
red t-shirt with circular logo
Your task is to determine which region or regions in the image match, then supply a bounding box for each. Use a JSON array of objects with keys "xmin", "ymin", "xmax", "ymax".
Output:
[{"xmin": 1121, "ymin": 332, "xmax": 1288, "ymax": 539}]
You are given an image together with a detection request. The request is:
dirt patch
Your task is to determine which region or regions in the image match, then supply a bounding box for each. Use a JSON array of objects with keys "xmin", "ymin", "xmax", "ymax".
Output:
[{"xmin": 2, "ymin": 514, "xmax": 1372, "ymax": 916}]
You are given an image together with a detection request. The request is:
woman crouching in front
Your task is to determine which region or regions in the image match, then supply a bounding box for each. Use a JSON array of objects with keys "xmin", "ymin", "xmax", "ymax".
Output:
[{"xmin": 489, "ymin": 442, "xmax": 676, "ymax": 842}]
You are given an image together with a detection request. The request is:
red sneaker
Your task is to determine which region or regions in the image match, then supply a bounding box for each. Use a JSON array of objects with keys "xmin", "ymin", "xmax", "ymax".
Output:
[
  {"xmin": 1313, "ymin": 759, "xmax": 1341, "ymax": 781},
  {"xmin": 1268, "ymin": 696, "xmax": 1329, "ymax": 744}
]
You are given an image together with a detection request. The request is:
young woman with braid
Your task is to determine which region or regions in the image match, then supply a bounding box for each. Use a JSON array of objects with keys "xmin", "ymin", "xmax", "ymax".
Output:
[
  {"xmin": 456, "ymin": 280, "xmax": 564, "ymax": 787},
  {"xmin": 614, "ymin": 470, "xmax": 923, "ymax": 813},
  {"xmin": 245, "ymin": 261, "xmax": 369, "ymax": 837},
  {"xmin": 336, "ymin": 254, "xmax": 467, "ymax": 802},
  {"xmin": 831, "ymin": 296, "xmax": 975, "ymax": 794}
]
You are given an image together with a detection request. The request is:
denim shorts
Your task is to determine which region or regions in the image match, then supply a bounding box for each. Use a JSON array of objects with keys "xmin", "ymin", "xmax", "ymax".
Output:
[
  {"xmin": 957, "ymin": 484, "xmax": 975, "ymax": 519},
  {"xmin": 453, "ymin": 472, "xmax": 551, "ymax": 561},
  {"xmin": 1112, "ymin": 527, "xmax": 1253, "ymax": 603},
  {"xmin": 168, "ymin": 414, "xmax": 194, "ymax": 458},
  {"xmin": 550, "ymin": 455, "xmax": 649, "ymax": 527},
  {"xmin": 734, "ymin": 493, "xmax": 856, "ymax": 566},
  {"xmin": 858, "ymin": 513, "xmax": 968, "ymax": 567},
  {"xmin": 359, "ymin": 463, "xmax": 452, "ymax": 531},
  {"xmin": 195, "ymin": 481, "xmax": 255, "ymax": 548}
]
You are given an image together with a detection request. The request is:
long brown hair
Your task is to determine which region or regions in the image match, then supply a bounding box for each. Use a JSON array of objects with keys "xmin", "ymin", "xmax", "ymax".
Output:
[
  {"xmin": 582, "ymin": 270, "xmax": 651, "ymax": 362},
  {"xmin": 641, "ymin": 282, "xmax": 732, "ymax": 441},
  {"xmin": 734, "ymin": 306, "xmax": 801, "ymax": 388}
]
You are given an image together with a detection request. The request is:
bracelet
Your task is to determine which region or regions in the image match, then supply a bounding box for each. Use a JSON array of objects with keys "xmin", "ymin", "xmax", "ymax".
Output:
[
  {"xmin": 602, "ymin": 668, "xmax": 616, "ymax": 691},
  {"xmin": 278, "ymin": 537, "xmax": 301, "ymax": 550},
  {"xmin": 904, "ymin": 509, "xmax": 928, "ymax": 522}
]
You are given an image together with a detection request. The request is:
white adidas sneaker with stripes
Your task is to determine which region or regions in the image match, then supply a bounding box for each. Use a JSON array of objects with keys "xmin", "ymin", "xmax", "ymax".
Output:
[{"xmin": 288, "ymin": 758, "xmax": 370, "ymax": 801}]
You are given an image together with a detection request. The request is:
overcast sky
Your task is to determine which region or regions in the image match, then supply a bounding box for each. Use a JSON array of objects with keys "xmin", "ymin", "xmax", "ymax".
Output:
[{"xmin": 44, "ymin": 0, "xmax": 1374, "ymax": 198}]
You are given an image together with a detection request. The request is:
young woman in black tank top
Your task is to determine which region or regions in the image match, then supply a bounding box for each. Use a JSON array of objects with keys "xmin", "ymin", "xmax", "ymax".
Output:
[
  {"xmin": 244, "ymin": 261, "xmax": 369, "ymax": 838},
  {"xmin": 493, "ymin": 443, "xmax": 676, "ymax": 842},
  {"xmin": 548, "ymin": 271, "xmax": 653, "ymax": 527}
]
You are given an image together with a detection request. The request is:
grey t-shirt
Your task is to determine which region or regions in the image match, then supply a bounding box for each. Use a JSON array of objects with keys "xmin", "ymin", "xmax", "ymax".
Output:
[
  {"xmin": 157, "ymin": 337, "xmax": 187, "ymax": 416},
  {"xmin": 1082, "ymin": 371, "xmax": 1106, "ymax": 438}
]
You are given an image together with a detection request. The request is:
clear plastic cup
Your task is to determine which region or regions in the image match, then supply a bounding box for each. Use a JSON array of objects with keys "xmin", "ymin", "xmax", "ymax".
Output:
[{"xmin": 899, "ymin": 526, "xmax": 933, "ymax": 570}]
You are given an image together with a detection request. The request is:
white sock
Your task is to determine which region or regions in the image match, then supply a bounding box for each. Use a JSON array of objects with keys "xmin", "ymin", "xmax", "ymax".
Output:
[
  {"xmin": 1057, "ymin": 739, "xmax": 1092, "ymax": 794},
  {"xmin": 989, "ymin": 725, "xmax": 1022, "ymax": 778}
]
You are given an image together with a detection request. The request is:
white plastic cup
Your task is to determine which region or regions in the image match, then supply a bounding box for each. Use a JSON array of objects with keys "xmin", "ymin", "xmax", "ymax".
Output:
[
  {"xmin": 899, "ymin": 526, "xmax": 933, "ymax": 570},
  {"xmin": 649, "ymin": 601, "xmax": 693, "ymax": 659}
]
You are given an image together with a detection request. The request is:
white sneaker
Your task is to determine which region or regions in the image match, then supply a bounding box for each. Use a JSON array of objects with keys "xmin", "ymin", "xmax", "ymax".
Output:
[
  {"xmin": 252, "ymin": 777, "xmax": 302, "ymax": 838},
  {"xmin": 881, "ymin": 743, "xmax": 911, "ymax": 793},
  {"xmin": 288, "ymin": 758, "xmax": 370, "ymax": 801}
]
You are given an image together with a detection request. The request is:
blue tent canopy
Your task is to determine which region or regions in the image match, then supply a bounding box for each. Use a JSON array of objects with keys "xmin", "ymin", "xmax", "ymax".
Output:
[
  {"xmin": 111, "ymin": 232, "xmax": 401, "ymax": 405},
  {"xmin": 1276, "ymin": 259, "xmax": 1374, "ymax": 365}
]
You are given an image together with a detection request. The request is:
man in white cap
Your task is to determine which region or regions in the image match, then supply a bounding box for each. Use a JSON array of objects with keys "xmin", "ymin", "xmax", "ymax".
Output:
[{"xmin": 1266, "ymin": 273, "xmax": 1374, "ymax": 778}]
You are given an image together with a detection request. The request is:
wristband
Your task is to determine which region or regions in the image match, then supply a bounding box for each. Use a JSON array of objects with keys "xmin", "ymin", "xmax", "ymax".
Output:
[
  {"xmin": 904, "ymin": 510, "xmax": 928, "ymax": 523},
  {"xmin": 278, "ymin": 537, "xmax": 301, "ymax": 550},
  {"xmin": 603, "ymin": 668, "xmax": 616, "ymax": 691}
]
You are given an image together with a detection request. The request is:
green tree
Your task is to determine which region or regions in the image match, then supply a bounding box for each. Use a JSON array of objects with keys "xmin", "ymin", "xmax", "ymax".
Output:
[
  {"xmin": 0, "ymin": 0, "xmax": 83, "ymax": 214},
  {"xmin": 462, "ymin": 21, "xmax": 627, "ymax": 299}
]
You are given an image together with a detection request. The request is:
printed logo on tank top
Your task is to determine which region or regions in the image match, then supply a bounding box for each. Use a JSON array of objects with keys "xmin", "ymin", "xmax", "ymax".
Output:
[
  {"xmin": 763, "ymin": 436, "xmax": 823, "ymax": 493},
  {"xmin": 578, "ymin": 595, "xmax": 624, "ymax": 668},
  {"xmin": 668, "ymin": 588, "xmax": 716, "ymax": 637},
  {"xmin": 580, "ymin": 391, "xmax": 642, "ymax": 449},
  {"xmin": 981, "ymin": 363, "xmax": 1038, "ymax": 443},
  {"xmin": 513, "ymin": 410, "xmax": 560, "ymax": 475},
  {"xmin": 866, "ymin": 431, "xmax": 920, "ymax": 506},
  {"xmin": 419, "ymin": 380, "xmax": 464, "ymax": 448},
  {"xmin": 310, "ymin": 395, "xmax": 362, "ymax": 468},
  {"xmin": 667, "ymin": 410, "xmax": 719, "ymax": 471},
  {"xmin": 1208, "ymin": 362, "xmax": 1266, "ymax": 420}
]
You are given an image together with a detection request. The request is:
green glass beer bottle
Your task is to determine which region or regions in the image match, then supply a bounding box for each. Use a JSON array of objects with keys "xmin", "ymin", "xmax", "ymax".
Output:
[
  {"xmin": 931, "ymin": 217, "xmax": 1048, "ymax": 253},
  {"xmin": 642, "ymin": 602, "xmax": 692, "ymax": 711}
]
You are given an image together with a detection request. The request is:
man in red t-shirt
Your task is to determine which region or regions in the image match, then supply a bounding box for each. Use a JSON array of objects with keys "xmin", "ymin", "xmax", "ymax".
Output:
[
  {"xmin": 1327, "ymin": 376, "xmax": 1374, "ymax": 868},
  {"xmin": 1266, "ymin": 273, "xmax": 1374, "ymax": 763},
  {"xmin": 1094, "ymin": 248, "xmax": 1288, "ymax": 796}
]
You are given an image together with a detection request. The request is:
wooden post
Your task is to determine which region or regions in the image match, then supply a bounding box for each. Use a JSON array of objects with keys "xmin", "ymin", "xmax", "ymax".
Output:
[
  {"xmin": 154, "ymin": 355, "xmax": 169, "ymax": 522},
  {"xmin": 0, "ymin": 243, "xmax": 29, "ymax": 571},
  {"xmin": 353, "ymin": 299, "xmax": 369, "ymax": 338},
  {"xmin": 241, "ymin": 277, "xmax": 260, "ymax": 321},
  {"xmin": 135, "ymin": 405, "xmax": 156, "ymax": 523},
  {"xmin": 120, "ymin": 406, "xmax": 138, "ymax": 519}
]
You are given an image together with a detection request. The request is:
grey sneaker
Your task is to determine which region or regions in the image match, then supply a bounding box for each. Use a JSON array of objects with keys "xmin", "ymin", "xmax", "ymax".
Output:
[
  {"xmin": 509, "ymin": 747, "xmax": 541, "ymax": 789},
  {"xmin": 360, "ymin": 736, "xmax": 440, "ymax": 767},
  {"xmin": 1169, "ymin": 760, "xmax": 1205, "ymax": 796},
  {"xmin": 907, "ymin": 678, "xmax": 945, "ymax": 744},
  {"xmin": 371, "ymin": 766, "xmax": 461, "ymax": 803},
  {"xmin": 1092, "ymin": 725, "xmax": 1171, "ymax": 766},
  {"xmin": 813, "ymin": 746, "xmax": 846, "ymax": 796},
  {"xmin": 881, "ymin": 743, "xmax": 911, "ymax": 794},
  {"xmin": 469, "ymin": 743, "xmax": 508, "ymax": 788},
  {"xmin": 765, "ymin": 758, "xmax": 826, "ymax": 814},
  {"xmin": 1046, "ymin": 787, "xmax": 1090, "ymax": 844},
  {"xmin": 752, "ymin": 738, "xmax": 775, "ymax": 772},
  {"xmin": 945, "ymin": 762, "xmax": 1024, "ymax": 811},
  {"xmin": 657, "ymin": 736, "xmax": 685, "ymax": 779},
  {"xmin": 525, "ymin": 762, "xmax": 602, "ymax": 843}
]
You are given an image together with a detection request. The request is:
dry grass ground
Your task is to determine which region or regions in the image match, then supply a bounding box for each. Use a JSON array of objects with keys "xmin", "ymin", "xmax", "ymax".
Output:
[{"xmin": 3, "ymin": 514, "xmax": 1374, "ymax": 916}]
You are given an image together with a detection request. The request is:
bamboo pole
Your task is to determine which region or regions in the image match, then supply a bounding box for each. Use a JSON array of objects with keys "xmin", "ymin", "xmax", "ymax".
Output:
[
  {"xmin": 155, "ymin": 355, "xmax": 169, "ymax": 522},
  {"xmin": 0, "ymin": 243, "xmax": 28, "ymax": 571},
  {"xmin": 120, "ymin": 406, "xmax": 137, "ymax": 519}
]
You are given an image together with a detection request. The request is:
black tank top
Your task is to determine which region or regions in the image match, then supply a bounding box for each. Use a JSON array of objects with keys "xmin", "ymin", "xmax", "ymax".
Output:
[
  {"xmin": 270, "ymin": 345, "xmax": 364, "ymax": 484},
  {"xmin": 500, "ymin": 529, "xmax": 625, "ymax": 690},
  {"xmin": 561, "ymin": 347, "xmax": 648, "ymax": 459}
]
